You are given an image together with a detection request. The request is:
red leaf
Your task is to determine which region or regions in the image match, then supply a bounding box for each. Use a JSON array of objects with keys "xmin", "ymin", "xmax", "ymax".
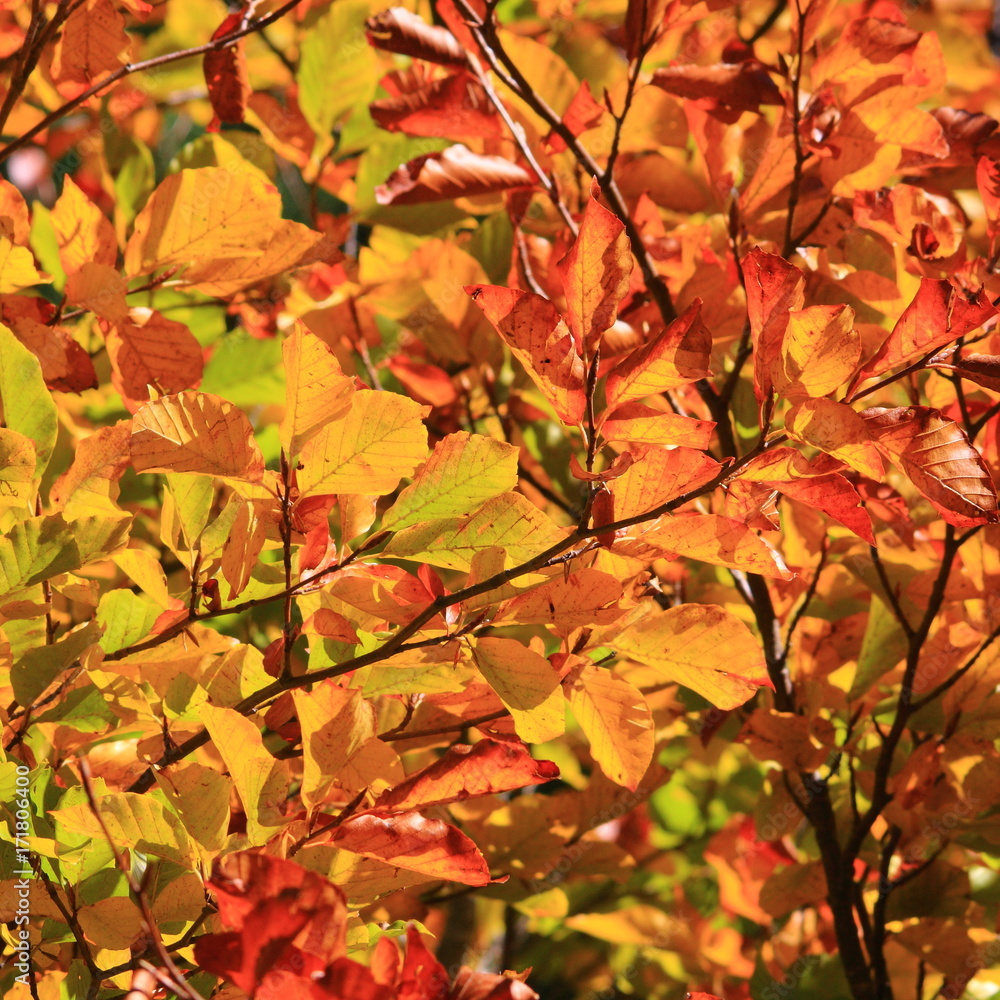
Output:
[
  {"xmin": 467, "ymin": 284, "xmax": 586, "ymax": 424},
  {"xmin": 546, "ymin": 80, "xmax": 607, "ymax": 152},
  {"xmin": 194, "ymin": 852, "xmax": 348, "ymax": 996},
  {"xmin": 376, "ymin": 145, "xmax": 534, "ymax": 205},
  {"xmin": 399, "ymin": 925, "xmax": 450, "ymax": 1000},
  {"xmin": 851, "ymin": 278, "xmax": 996, "ymax": 390},
  {"xmin": 365, "ymin": 8, "xmax": 467, "ymax": 65},
  {"xmin": 374, "ymin": 739, "xmax": 559, "ymax": 812},
  {"xmin": 204, "ymin": 12, "xmax": 250, "ymax": 128}
]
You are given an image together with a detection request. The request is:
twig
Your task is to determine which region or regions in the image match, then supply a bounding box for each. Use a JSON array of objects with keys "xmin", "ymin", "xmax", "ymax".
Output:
[{"xmin": 781, "ymin": 0, "xmax": 807, "ymax": 256}]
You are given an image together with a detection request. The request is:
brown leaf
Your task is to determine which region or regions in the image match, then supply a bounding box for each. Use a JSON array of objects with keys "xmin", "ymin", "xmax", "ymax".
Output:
[
  {"xmin": 928, "ymin": 351, "xmax": 1000, "ymax": 393},
  {"xmin": 9, "ymin": 316, "xmax": 97, "ymax": 393},
  {"xmin": 365, "ymin": 7, "xmax": 467, "ymax": 65},
  {"xmin": 370, "ymin": 69, "xmax": 501, "ymax": 140},
  {"xmin": 374, "ymin": 739, "xmax": 558, "ymax": 812},
  {"xmin": 862, "ymin": 405, "xmax": 999, "ymax": 527},
  {"xmin": 376, "ymin": 145, "xmax": 534, "ymax": 205},
  {"xmin": 651, "ymin": 62, "xmax": 783, "ymax": 121}
]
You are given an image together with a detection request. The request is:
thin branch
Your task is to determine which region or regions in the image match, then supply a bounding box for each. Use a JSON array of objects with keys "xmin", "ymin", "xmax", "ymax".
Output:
[
  {"xmin": 869, "ymin": 544, "xmax": 914, "ymax": 638},
  {"xmin": 783, "ymin": 542, "xmax": 828, "ymax": 650},
  {"xmin": 380, "ymin": 708, "xmax": 509, "ymax": 741},
  {"xmin": 781, "ymin": 0, "xmax": 807, "ymax": 257}
]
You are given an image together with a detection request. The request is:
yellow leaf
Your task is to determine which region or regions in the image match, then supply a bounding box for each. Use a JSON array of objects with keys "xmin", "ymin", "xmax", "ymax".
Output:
[
  {"xmin": 785, "ymin": 398, "xmax": 884, "ymax": 479},
  {"xmin": 384, "ymin": 492, "xmax": 567, "ymax": 572},
  {"xmin": 280, "ymin": 323, "xmax": 355, "ymax": 457},
  {"xmin": 298, "ymin": 390, "xmax": 427, "ymax": 497},
  {"xmin": 567, "ymin": 663, "xmax": 654, "ymax": 790},
  {"xmin": 775, "ymin": 304, "xmax": 860, "ymax": 399},
  {"xmin": 49, "ymin": 176, "xmax": 117, "ymax": 276},
  {"xmin": 113, "ymin": 547, "xmax": 172, "ymax": 608},
  {"xmin": 78, "ymin": 897, "xmax": 142, "ymax": 951},
  {"xmin": 642, "ymin": 513, "xmax": 791, "ymax": 579},
  {"xmin": 495, "ymin": 569, "xmax": 627, "ymax": 631},
  {"xmin": 472, "ymin": 636, "xmax": 564, "ymax": 743},
  {"xmin": 131, "ymin": 391, "xmax": 265, "ymax": 482},
  {"xmin": 178, "ymin": 219, "xmax": 333, "ymax": 297},
  {"xmin": 0, "ymin": 237, "xmax": 45, "ymax": 293},
  {"xmin": 123, "ymin": 167, "xmax": 280, "ymax": 276},
  {"xmin": 614, "ymin": 603, "xmax": 771, "ymax": 709},
  {"xmin": 0, "ymin": 178, "xmax": 30, "ymax": 245},
  {"xmin": 381, "ymin": 431, "xmax": 519, "ymax": 531},
  {"xmin": 0, "ymin": 428, "xmax": 35, "ymax": 511},
  {"xmin": 566, "ymin": 904, "xmax": 686, "ymax": 947},
  {"xmin": 292, "ymin": 682, "xmax": 375, "ymax": 809},
  {"xmin": 220, "ymin": 499, "xmax": 270, "ymax": 600},
  {"xmin": 200, "ymin": 703, "xmax": 289, "ymax": 845}
]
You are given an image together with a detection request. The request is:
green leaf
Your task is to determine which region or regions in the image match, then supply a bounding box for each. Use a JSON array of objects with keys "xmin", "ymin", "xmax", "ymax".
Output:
[
  {"xmin": 382, "ymin": 431, "xmax": 519, "ymax": 531},
  {"xmin": 12, "ymin": 621, "xmax": 102, "ymax": 705},
  {"xmin": 0, "ymin": 322, "xmax": 58, "ymax": 475},
  {"xmin": 96, "ymin": 590, "xmax": 162, "ymax": 654},
  {"xmin": 383, "ymin": 492, "xmax": 567, "ymax": 572},
  {"xmin": 849, "ymin": 595, "xmax": 909, "ymax": 699}
]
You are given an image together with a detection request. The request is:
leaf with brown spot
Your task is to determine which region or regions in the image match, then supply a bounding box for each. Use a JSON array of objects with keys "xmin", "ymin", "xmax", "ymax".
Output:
[{"xmin": 204, "ymin": 12, "xmax": 250, "ymax": 128}]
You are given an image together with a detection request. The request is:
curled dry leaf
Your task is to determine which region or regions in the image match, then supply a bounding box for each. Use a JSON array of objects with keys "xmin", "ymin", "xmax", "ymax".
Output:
[
  {"xmin": 862, "ymin": 405, "xmax": 999, "ymax": 526},
  {"xmin": 371, "ymin": 69, "xmax": 502, "ymax": 139},
  {"xmin": 365, "ymin": 7, "xmax": 467, "ymax": 65},
  {"xmin": 651, "ymin": 62, "xmax": 783, "ymax": 121},
  {"xmin": 927, "ymin": 351, "xmax": 1000, "ymax": 392},
  {"xmin": 203, "ymin": 11, "xmax": 250, "ymax": 127},
  {"xmin": 376, "ymin": 145, "xmax": 535, "ymax": 205}
]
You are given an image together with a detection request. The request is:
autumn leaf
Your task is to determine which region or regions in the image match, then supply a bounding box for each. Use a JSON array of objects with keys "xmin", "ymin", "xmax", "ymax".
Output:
[
  {"xmin": 297, "ymin": 390, "xmax": 427, "ymax": 496},
  {"xmin": 328, "ymin": 810, "xmax": 493, "ymax": 886},
  {"xmin": 376, "ymin": 145, "xmax": 535, "ymax": 205},
  {"xmin": 365, "ymin": 7, "xmax": 468, "ymax": 65},
  {"xmin": 131, "ymin": 391, "xmax": 265, "ymax": 481},
  {"xmin": 850, "ymin": 278, "xmax": 996, "ymax": 391},
  {"xmin": 556, "ymin": 193, "xmax": 633, "ymax": 353},
  {"xmin": 927, "ymin": 351, "xmax": 1000, "ymax": 392},
  {"xmin": 862, "ymin": 405, "xmax": 999, "ymax": 526},
  {"xmin": 382, "ymin": 431, "xmax": 518, "ymax": 530},
  {"xmin": 371, "ymin": 69, "xmax": 502, "ymax": 139},
  {"xmin": 472, "ymin": 636, "xmax": 565, "ymax": 743},
  {"xmin": 51, "ymin": 0, "xmax": 130, "ymax": 93},
  {"xmin": 775, "ymin": 304, "xmax": 861, "ymax": 399},
  {"xmin": 374, "ymin": 739, "xmax": 559, "ymax": 811},
  {"xmin": 565, "ymin": 662, "xmax": 654, "ymax": 790},
  {"xmin": 49, "ymin": 176, "xmax": 117, "ymax": 276},
  {"xmin": 467, "ymin": 284, "xmax": 587, "ymax": 423},
  {"xmin": 785, "ymin": 398, "xmax": 884, "ymax": 479},
  {"xmin": 651, "ymin": 61, "xmax": 783, "ymax": 120},
  {"xmin": 603, "ymin": 301, "xmax": 712, "ymax": 410},
  {"xmin": 614, "ymin": 604, "xmax": 772, "ymax": 709},
  {"xmin": 203, "ymin": 12, "xmax": 250, "ymax": 128}
]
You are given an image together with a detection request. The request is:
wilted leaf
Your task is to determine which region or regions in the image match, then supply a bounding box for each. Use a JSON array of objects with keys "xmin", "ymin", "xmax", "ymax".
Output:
[
  {"xmin": 376, "ymin": 145, "xmax": 534, "ymax": 205},
  {"xmin": 615, "ymin": 604, "xmax": 772, "ymax": 708},
  {"xmin": 371, "ymin": 69, "xmax": 501, "ymax": 139},
  {"xmin": 651, "ymin": 62, "xmax": 783, "ymax": 120},
  {"xmin": 204, "ymin": 12, "xmax": 250, "ymax": 127},
  {"xmin": 927, "ymin": 351, "xmax": 1000, "ymax": 393},
  {"xmin": 131, "ymin": 391, "xmax": 265, "ymax": 481}
]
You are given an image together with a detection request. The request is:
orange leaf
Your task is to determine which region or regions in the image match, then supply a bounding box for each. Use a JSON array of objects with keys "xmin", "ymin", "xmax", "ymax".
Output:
[
  {"xmin": 546, "ymin": 80, "xmax": 607, "ymax": 152},
  {"xmin": 374, "ymin": 739, "xmax": 559, "ymax": 812},
  {"xmin": 651, "ymin": 62, "xmax": 782, "ymax": 121},
  {"xmin": 9, "ymin": 316, "xmax": 97, "ymax": 394},
  {"xmin": 107, "ymin": 309, "xmax": 204, "ymax": 408},
  {"xmin": 328, "ymin": 811, "xmax": 492, "ymax": 886},
  {"xmin": 600, "ymin": 402, "xmax": 715, "ymax": 450},
  {"xmin": 862, "ymin": 406, "xmax": 999, "ymax": 527},
  {"xmin": 851, "ymin": 279, "xmax": 996, "ymax": 390},
  {"xmin": 604, "ymin": 300, "xmax": 712, "ymax": 410},
  {"xmin": 376, "ymin": 145, "xmax": 534, "ymax": 205},
  {"xmin": 467, "ymin": 284, "xmax": 586, "ymax": 423},
  {"xmin": 131, "ymin": 391, "xmax": 265, "ymax": 482},
  {"xmin": 496, "ymin": 569, "xmax": 628, "ymax": 631},
  {"xmin": 785, "ymin": 398, "xmax": 884, "ymax": 479},
  {"xmin": 49, "ymin": 176, "xmax": 117, "ymax": 276},
  {"xmin": 642, "ymin": 513, "xmax": 792, "ymax": 579},
  {"xmin": 743, "ymin": 248, "xmax": 804, "ymax": 403},
  {"xmin": 606, "ymin": 447, "xmax": 721, "ymax": 522},
  {"xmin": 556, "ymin": 193, "xmax": 633, "ymax": 353},
  {"xmin": 614, "ymin": 603, "xmax": 772, "ymax": 709},
  {"xmin": 776, "ymin": 304, "xmax": 861, "ymax": 399},
  {"xmin": 370, "ymin": 69, "xmax": 501, "ymax": 139},
  {"xmin": 51, "ymin": 0, "xmax": 130, "ymax": 95}
]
